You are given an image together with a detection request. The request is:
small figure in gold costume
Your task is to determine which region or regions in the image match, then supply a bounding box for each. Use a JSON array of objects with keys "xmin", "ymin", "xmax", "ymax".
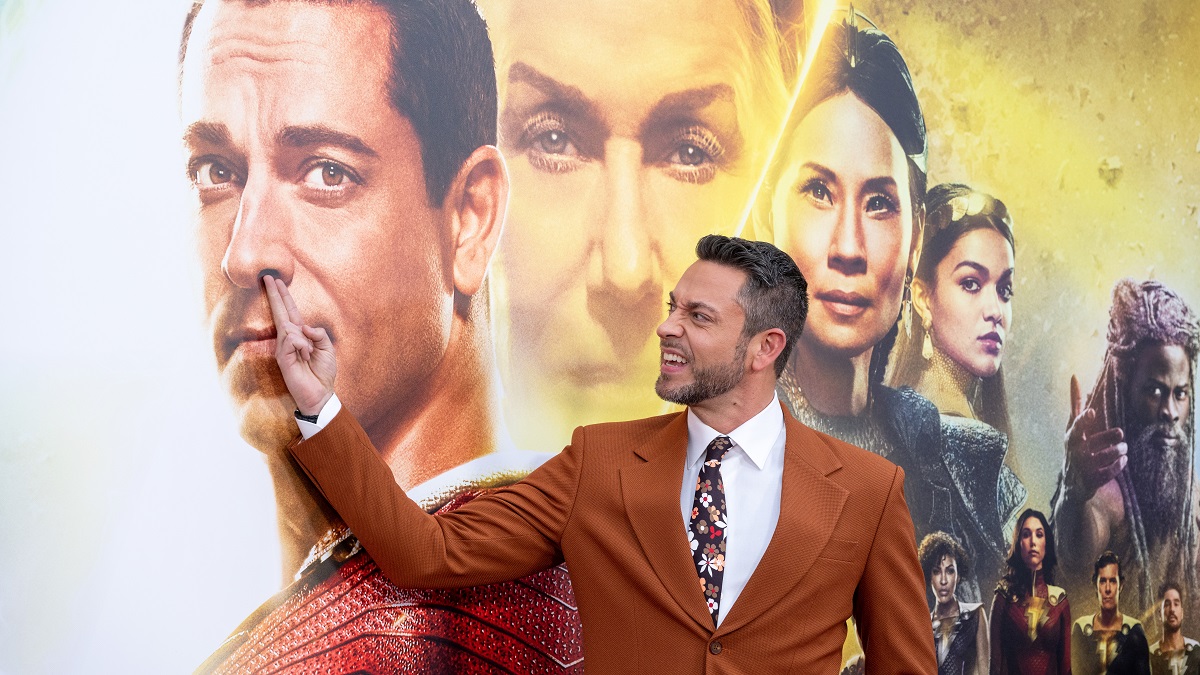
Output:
[
  {"xmin": 1073, "ymin": 551, "xmax": 1151, "ymax": 675},
  {"xmin": 1151, "ymin": 582, "xmax": 1200, "ymax": 675}
]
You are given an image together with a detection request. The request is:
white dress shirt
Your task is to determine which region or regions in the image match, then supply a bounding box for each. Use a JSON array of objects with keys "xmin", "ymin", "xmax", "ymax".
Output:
[
  {"xmin": 301, "ymin": 392, "xmax": 787, "ymax": 626},
  {"xmin": 680, "ymin": 394, "xmax": 785, "ymax": 626}
]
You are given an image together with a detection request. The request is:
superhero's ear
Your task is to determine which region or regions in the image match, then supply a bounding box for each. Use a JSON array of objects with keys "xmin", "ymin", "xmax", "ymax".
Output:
[{"xmin": 445, "ymin": 145, "xmax": 508, "ymax": 298}]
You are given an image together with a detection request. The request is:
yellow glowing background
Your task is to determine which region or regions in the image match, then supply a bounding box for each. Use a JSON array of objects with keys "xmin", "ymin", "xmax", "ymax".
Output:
[{"xmin": 0, "ymin": 0, "xmax": 1196, "ymax": 671}]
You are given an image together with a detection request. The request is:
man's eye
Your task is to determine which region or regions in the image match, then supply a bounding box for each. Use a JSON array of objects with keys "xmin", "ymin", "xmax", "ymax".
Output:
[
  {"xmin": 192, "ymin": 159, "xmax": 238, "ymax": 187},
  {"xmin": 302, "ymin": 161, "xmax": 357, "ymax": 188},
  {"xmin": 662, "ymin": 128, "xmax": 723, "ymax": 185}
]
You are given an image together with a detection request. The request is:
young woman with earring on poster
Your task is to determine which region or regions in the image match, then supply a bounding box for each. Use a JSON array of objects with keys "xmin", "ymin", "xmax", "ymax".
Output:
[
  {"xmin": 890, "ymin": 183, "xmax": 1016, "ymax": 438},
  {"xmin": 990, "ymin": 509, "xmax": 1072, "ymax": 675},
  {"xmin": 919, "ymin": 531, "xmax": 990, "ymax": 675},
  {"xmin": 888, "ymin": 183, "xmax": 1025, "ymax": 600},
  {"xmin": 762, "ymin": 11, "xmax": 1024, "ymax": 603}
]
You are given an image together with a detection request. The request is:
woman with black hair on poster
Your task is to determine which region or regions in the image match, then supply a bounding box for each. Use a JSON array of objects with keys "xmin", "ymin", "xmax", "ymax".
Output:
[
  {"xmin": 991, "ymin": 509, "xmax": 1072, "ymax": 675},
  {"xmin": 761, "ymin": 11, "xmax": 1024, "ymax": 602}
]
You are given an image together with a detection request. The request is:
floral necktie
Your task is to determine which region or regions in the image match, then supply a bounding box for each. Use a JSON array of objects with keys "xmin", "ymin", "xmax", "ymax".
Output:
[{"xmin": 689, "ymin": 435, "xmax": 731, "ymax": 625}]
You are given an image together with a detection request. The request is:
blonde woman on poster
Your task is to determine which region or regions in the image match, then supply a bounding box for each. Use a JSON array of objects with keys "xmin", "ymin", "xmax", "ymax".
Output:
[{"xmin": 480, "ymin": 0, "xmax": 791, "ymax": 453}]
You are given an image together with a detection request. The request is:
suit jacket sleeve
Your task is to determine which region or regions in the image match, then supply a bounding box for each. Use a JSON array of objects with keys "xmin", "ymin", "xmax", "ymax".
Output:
[
  {"xmin": 288, "ymin": 407, "xmax": 583, "ymax": 588},
  {"xmin": 853, "ymin": 465, "xmax": 938, "ymax": 675}
]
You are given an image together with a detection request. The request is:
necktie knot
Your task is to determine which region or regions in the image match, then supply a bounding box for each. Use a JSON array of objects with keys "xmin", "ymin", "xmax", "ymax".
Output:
[{"xmin": 705, "ymin": 436, "xmax": 732, "ymax": 464}]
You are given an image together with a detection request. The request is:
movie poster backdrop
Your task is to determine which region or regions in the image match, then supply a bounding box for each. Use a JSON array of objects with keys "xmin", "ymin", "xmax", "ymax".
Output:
[{"xmin": 0, "ymin": 0, "xmax": 1196, "ymax": 671}]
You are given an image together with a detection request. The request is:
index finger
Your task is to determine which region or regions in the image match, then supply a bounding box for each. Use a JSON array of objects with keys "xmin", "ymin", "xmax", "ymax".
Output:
[
  {"xmin": 262, "ymin": 275, "xmax": 294, "ymax": 331},
  {"xmin": 276, "ymin": 277, "xmax": 305, "ymax": 326}
]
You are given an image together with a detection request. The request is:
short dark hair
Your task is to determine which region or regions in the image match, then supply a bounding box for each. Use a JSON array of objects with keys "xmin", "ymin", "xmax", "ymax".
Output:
[
  {"xmin": 179, "ymin": 0, "xmax": 497, "ymax": 207},
  {"xmin": 1092, "ymin": 550, "xmax": 1125, "ymax": 585},
  {"xmin": 918, "ymin": 531, "xmax": 971, "ymax": 583},
  {"xmin": 1159, "ymin": 581, "xmax": 1185, "ymax": 604},
  {"xmin": 694, "ymin": 234, "xmax": 808, "ymax": 377}
]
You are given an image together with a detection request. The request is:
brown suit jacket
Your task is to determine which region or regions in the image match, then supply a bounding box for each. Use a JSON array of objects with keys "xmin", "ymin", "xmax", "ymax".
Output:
[{"xmin": 290, "ymin": 403, "xmax": 936, "ymax": 674}]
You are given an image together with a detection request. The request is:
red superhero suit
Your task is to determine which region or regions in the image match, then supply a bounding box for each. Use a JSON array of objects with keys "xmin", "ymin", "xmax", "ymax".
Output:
[
  {"xmin": 990, "ymin": 572, "xmax": 1072, "ymax": 675},
  {"xmin": 197, "ymin": 489, "xmax": 584, "ymax": 674}
]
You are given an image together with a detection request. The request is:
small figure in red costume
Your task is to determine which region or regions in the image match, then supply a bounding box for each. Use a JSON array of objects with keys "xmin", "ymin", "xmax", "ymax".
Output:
[{"xmin": 991, "ymin": 509, "xmax": 1072, "ymax": 675}]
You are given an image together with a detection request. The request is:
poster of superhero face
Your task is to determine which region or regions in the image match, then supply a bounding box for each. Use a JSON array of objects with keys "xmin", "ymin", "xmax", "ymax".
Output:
[{"xmin": 0, "ymin": 0, "xmax": 1196, "ymax": 672}]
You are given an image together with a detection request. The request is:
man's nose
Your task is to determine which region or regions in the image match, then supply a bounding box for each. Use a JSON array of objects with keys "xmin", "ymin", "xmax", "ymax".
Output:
[
  {"xmin": 656, "ymin": 309, "xmax": 682, "ymax": 340},
  {"xmin": 1161, "ymin": 394, "xmax": 1183, "ymax": 423},
  {"xmin": 222, "ymin": 171, "xmax": 296, "ymax": 288}
]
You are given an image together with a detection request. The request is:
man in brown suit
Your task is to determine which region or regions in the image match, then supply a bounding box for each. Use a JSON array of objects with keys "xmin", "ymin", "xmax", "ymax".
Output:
[{"xmin": 265, "ymin": 235, "xmax": 936, "ymax": 673}]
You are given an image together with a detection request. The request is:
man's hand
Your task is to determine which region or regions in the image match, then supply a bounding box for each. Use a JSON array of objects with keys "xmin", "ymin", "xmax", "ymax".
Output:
[
  {"xmin": 1063, "ymin": 374, "xmax": 1126, "ymax": 497},
  {"xmin": 264, "ymin": 275, "xmax": 336, "ymax": 416}
]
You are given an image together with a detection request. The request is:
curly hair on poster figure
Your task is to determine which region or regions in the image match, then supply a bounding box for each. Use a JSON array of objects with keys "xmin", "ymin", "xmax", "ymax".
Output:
[{"xmin": 919, "ymin": 531, "xmax": 990, "ymax": 675}]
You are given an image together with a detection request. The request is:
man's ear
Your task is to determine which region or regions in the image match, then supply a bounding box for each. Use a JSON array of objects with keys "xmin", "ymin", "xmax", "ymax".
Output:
[
  {"xmin": 750, "ymin": 328, "xmax": 788, "ymax": 374},
  {"xmin": 445, "ymin": 145, "xmax": 508, "ymax": 297}
]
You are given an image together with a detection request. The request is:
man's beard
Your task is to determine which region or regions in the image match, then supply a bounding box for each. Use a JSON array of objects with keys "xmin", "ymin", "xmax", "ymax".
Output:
[
  {"xmin": 655, "ymin": 338, "xmax": 748, "ymax": 407},
  {"xmin": 1127, "ymin": 417, "xmax": 1194, "ymax": 542}
]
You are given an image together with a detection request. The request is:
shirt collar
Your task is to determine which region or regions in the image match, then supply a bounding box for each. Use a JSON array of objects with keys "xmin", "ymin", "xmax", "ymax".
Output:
[{"xmin": 685, "ymin": 393, "xmax": 783, "ymax": 470}]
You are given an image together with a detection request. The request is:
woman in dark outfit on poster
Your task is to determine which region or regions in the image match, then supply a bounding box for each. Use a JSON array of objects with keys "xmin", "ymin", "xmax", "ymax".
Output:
[
  {"xmin": 991, "ymin": 509, "xmax": 1072, "ymax": 674},
  {"xmin": 919, "ymin": 531, "xmax": 989, "ymax": 675},
  {"xmin": 762, "ymin": 11, "xmax": 1024, "ymax": 603}
]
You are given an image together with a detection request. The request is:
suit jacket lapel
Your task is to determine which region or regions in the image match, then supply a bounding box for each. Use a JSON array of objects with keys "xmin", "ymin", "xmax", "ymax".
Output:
[
  {"xmin": 717, "ymin": 406, "xmax": 849, "ymax": 634},
  {"xmin": 620, "ymin": 411, "xmax": 713, "ymax": 630}
]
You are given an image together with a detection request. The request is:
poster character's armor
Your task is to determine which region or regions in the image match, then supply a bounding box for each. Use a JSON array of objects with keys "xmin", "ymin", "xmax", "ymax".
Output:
[
  {"xmin": 990, "ymin": 575, "xmax": 1071, "ymax": 675},
  {"xmin": 932, "ymin": 601, "xmax": 983, "ymax": 675},
  {"xmin": 1150, "ymin": 638, "xmax": 1200, "ymax": 675},
  {"xmin": 197, "ymin": 489, "xmax": 584, "ymax": 674},
  {"xmin": 1072, "ymin": 614, "xmax": 1151, "ymax": 675}
]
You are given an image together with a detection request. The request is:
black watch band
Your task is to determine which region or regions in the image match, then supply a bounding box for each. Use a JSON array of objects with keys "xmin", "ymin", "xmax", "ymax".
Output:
[{"xmin": 294, "ymin": 409, "xmax": 320, "ymax": 424}]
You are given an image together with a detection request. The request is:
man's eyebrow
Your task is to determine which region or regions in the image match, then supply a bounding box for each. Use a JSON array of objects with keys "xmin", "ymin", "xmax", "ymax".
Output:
[
  {"xmin": 278, "ymin": 125, "xmax": 379, "ymax": 157},
  {"xmin": 183, "ymin": 121, "xmax": 233, "ymax": 149},
  {"xmin": 508, "ymin": 61, "xmax": 596, "ymax": 116},
  {"xmin": 677, "ymin": 298, "xmax": 722, "ymax": 317}
]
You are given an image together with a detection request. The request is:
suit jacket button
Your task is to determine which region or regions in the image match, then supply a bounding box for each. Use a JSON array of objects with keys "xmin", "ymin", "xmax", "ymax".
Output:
[{"xmin": 709, "ymin": 641, "xmax": 723, "ymax": 655}]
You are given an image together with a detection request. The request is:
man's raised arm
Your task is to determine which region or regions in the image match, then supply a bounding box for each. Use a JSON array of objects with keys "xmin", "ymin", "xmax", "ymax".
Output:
[{"xmin": 263, "ymin": 276, "xmax": 578, "ymax": 588}]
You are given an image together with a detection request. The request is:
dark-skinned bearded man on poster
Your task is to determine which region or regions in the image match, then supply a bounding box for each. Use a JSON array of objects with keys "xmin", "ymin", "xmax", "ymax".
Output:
[{"xmin": 264, "ymin": 234, "xmax": 936, "ymax": 673}]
